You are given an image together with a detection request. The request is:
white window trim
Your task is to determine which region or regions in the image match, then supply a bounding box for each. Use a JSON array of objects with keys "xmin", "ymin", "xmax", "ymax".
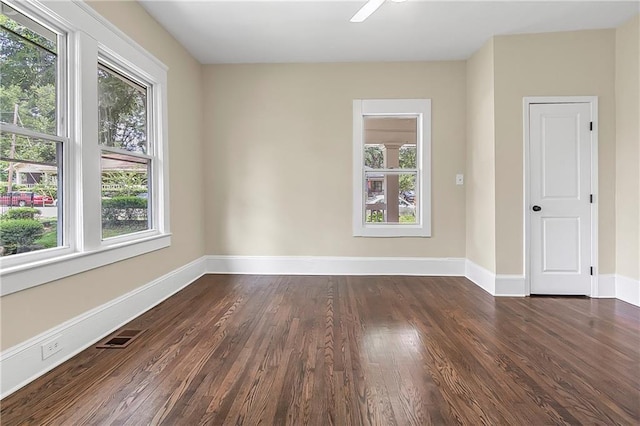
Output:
[
  {"xmin": 0, "ymin": 0, "xmax": 170, "ymax": 296},
  {"xmin": 352, "ymin": 99, "xmax": 431, "ymax": 237}
]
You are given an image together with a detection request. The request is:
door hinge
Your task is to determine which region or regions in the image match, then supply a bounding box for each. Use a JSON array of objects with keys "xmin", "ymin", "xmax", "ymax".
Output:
[
  {"xmin": 590, "ymin": 194, "xmax": 593, "ymax": 203},
  {"xmin": 590, "ymin": 266, "xmax": 594, "ymax": 276},
  {"xmin": 590, "ymin": 122, "xmax": 593, "ymax": 131}
]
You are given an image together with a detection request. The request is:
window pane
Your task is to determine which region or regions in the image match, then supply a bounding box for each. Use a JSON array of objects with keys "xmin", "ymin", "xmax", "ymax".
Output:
[
  {"xmin": 98, "ymin": 65, "xmax": 147, "ymax": 154},
  {"xmin": 101, "ymin": 152, "xmax": 149, "ymax": 239},
  {"xmin": 0, "ymin": 3, "xmax": 56, "ymax": 52},
  {"xmin": 364, "ymin": 144, "xmax": 417, "ymax": 170},
  {"xmin": 0, "ymin": 6, "xmax": 58, "ymax": 135},
  {"xmin": 365, "ymin": 172, "xmax": 417, "ymax": 224},
  {"xmin": 364, "ymin": 144, "xmax": 384, "ymax": 169},
  {"xmin": 0, "ymin": 132, "xmax": 60, "ymax": 257},
  {"xmin": 363, "ymin": 116, "xmax": 417, "ymax": 170},
  {"xmin": 399, "ymin": 145, "xmax": 417, "ymax": 169},
  {"xmin": 0, "ymin": 132, "xmax": 58, "ymax": 166}
]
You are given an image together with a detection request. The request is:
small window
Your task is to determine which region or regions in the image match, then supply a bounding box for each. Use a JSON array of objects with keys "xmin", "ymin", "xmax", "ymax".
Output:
[{"xmin": 353, "ymin": 99, "xmax": 431, "ymax": 237}]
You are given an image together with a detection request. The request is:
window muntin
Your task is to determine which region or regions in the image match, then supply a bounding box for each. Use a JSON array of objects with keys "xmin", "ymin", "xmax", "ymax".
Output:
[
  {"xmin": 0, "ymin": 3, "xmax": 64, "ymax": 258},
  {"xmin": 353, "ymin": 99, "xmax": 431, "ymax": 237}
]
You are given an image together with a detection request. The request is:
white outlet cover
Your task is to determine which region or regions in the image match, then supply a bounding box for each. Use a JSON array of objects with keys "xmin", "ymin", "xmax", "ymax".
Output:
[
  {"xmin": 41, "ymin": 335, "xmax": 63, "ymax": 360},
  {"xmin": 456, "ymin": 174, "xmax": 464, "ymax": 185}
]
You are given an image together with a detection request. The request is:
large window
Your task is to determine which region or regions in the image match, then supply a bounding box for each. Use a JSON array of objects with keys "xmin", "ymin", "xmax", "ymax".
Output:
[
  {"xmin": 0, "ymin": 0, "xmax": 169, "ymax": 296},
  {"xmin": 352, "ymin": 99, "xmax": 431, "ymax": 237}
]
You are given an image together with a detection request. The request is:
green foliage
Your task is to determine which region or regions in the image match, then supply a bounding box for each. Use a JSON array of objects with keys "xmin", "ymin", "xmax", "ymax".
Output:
[
  {"xmin": 101, "ymin": 171, "xmax": 147, "ymax": 197},
  {"xmin": 102, "ymin": 196, "xmax": 147, "ymax": 223},
  {"xmin": 364, "ymin": 144, "xmax": 416, "ymax": 170},
  {"xmin": 31, "ymin": 181, "xmax": 57, "ymax": 199},
  {"xmin": 102, "ymin": 196, "xmax": 148, "ymax": 237},
  {"xmin": 2, "ymin": 13, "xmax": 58, "ymax": 192},
  {"xmin": 2, "ymin": 207, "xmax": 40, "ymax": 220},
  {"xmin": 399, "ymin": 215, "xmax": 416, "ymax": 223},
  {"xmin": 399, "ymin": 174, "xmax": 416, "ymax": 193},
  {"xmin": 364, "ymin": 145, "xmax": 384, "ymax": 169},
  {"xmin": 34, "ymin": 229, "xmax": 57, "ymax": 248},
  {"xmin": 102, "ymin": 222, "xmax": 149, "ymax": 239},
  {"xmin": 366, "ymin": 212, "xmax": 416, "ymax": 224},
  {"xmin": 103, "ymin": 187, "xmax": 147, "ymax": 198},
  {"xmin": 0, "ymin": 219, "xmax": 44, "ymax": 254},
  {"xmin": 399, "ymin": 146, "xmax": 416, "ymax": 168},
  {"xmin": 366, "ymin": 211, "xmax": 384, "ymax": 223},
  {"xmin": 98, "ymin": 67, "xmax": 147, "ymax": 152},
  {"xmin": 0, "ymin": 20, "xmax": 56, "ymax": 88},
  {"xmin": 2, "ymin": 12, "xmax": 146, "ymax": 194},
  {"xmin": 33, "ymin": 218, "xmax": 57, "ymax": 248},
  {"xmin": 1, "ymin": 16, "xmax": 57, "ymax": 133},
  {"xmin": 102, "ymin": 196, "xmax": 147, "ymax": 209}
]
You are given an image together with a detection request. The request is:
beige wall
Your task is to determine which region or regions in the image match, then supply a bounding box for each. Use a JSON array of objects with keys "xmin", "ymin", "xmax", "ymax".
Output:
[
  {"xmin": 615, "ymin": 15, "xmax": 640, "ymax": 281},
  {"xmin": 203, "ymin": 62, "xmax": 467, "ymax": 257},
  {"xmin": 493, "ymin": 29, "xmax": 617, "ymax": 275},
  {"xmin": 466, "ymin": 40, "xmax": 496, "ymax": 272},
  {"xmin": 0, "ymin": 0, "xmax": 206, "ymax": 350}
]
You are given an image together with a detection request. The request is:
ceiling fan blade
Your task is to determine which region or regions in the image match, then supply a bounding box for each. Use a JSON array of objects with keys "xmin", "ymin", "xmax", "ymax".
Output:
[{"xmin": 350, "ymin": 0, "xmax": 386, "ymax": 23}]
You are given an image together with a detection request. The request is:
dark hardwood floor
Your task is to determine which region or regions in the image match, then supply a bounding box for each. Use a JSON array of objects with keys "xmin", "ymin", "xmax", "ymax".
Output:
[{"xmin": 2, "ymin": 275, "xmax": 639, "ymax": 425}]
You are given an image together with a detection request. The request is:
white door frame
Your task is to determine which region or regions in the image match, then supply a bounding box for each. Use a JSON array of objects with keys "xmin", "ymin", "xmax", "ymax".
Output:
[{"xmin": 523, "ymin": 96, "xmax": 599, "ymax": 296}]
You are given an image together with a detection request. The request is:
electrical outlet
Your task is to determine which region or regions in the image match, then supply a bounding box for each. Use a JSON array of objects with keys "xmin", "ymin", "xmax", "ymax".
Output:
[
  {"xmin": 456, "ymin": 174, "xmax": 464, "ymax": 185},
  {"xmin": 41, "ymin": 335, "xmax": 63, "ymax": 360}
]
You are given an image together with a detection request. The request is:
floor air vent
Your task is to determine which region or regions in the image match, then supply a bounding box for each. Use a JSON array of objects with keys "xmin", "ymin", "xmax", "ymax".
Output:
[{"xmin": 96, "ymin": 329, "xmax": 144, "ymax": 349}]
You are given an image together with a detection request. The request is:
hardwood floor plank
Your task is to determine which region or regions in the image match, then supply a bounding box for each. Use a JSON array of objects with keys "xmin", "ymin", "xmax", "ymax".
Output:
[
  {"xmin": 493, "ymin": 300, "xmax": 636, "ymax": 424},
  {"xmin": 2, "ymin": 274, "xmax": 639, "ymax": 425}
]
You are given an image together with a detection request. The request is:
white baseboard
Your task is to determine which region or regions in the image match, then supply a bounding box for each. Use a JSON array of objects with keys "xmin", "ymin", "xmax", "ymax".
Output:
[
  {"xmin": 593, "ymin": 274, "xmax": 616, "ymax": 298},
  {"xmin": 464, "ymin": 259, "xmax": 495, "ymax": 295},
  {"xmin": 616, "ymin": 274, "xmax": 640, "ymax": 307},
  {"xmin": 0, "ymin": 256, "xmax": 207, "ymax": 399},
  {"xmin": 464, "ymin": 260, "xmax": 526, "ymax": 296},
  {"xmin": 206, "ymin": 255, "xmax": 466, "ymax": 276},
  {"xmin": 207, "ymin": 256, "xmax": 530, "ymax": 297},
  {"xmin": 495, "ymin": 275, "xmax": 526, "ymax": 296}
]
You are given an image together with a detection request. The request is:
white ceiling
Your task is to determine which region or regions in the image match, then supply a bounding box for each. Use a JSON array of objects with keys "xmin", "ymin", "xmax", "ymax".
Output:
[{"xmin": 140, "ymin": 0, "xmax": 640, "ymax": 64}]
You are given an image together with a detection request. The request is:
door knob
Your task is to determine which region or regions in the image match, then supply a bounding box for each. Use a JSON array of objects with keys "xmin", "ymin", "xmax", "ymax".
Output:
[{"xmin": 532, "ymin": 205, "xmax": 542, "ymax": 212}]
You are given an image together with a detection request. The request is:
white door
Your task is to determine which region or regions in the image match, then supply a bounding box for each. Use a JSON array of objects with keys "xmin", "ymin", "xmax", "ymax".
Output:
[{"xmin": 529, "ymin": 103, "xmax": 592, "ymax": 295}]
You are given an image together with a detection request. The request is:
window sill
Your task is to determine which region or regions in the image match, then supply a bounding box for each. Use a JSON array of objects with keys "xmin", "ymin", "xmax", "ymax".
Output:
[
  {"xmin": 0, "ymin": 233, "xmax": 171, "ymax": 296},
  {"xmin": 353, "ymin": 224, "xmax": 431, "ymax": 238}
]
